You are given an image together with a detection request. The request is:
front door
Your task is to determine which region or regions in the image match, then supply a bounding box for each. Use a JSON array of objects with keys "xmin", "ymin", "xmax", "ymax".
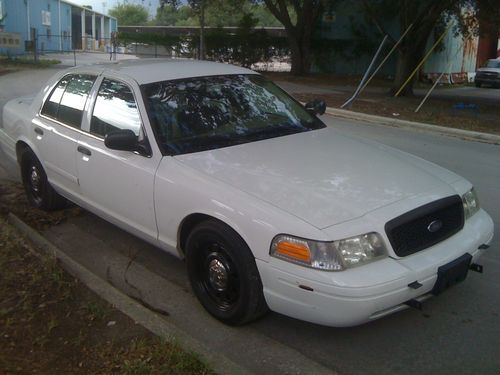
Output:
[{"xmin": 76, "ymin": 77, "xmax": 160, "ymax": 241}]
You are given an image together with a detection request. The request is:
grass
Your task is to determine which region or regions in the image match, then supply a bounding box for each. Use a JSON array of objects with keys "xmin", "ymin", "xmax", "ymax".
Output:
[
  {"xmin": 0, "ymin": 181, "xmax": 212, "ymax": 374},
  {"xmin": 0, "ymin": 55, "xmax": 60, "ymax": 76},
  {"xmin": 0, "ymin": 55, "xmax": 60, "ymax": 67}
]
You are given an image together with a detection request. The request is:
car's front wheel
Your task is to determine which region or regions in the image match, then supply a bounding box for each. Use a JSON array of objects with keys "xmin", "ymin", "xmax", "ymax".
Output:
[
  {"xmin": 20, "ymin": 149, "xmax": 66, "ymax": 211},
  {"xmin": 185, "ymin": 220, "xmax": 268, "ymax": 325}
]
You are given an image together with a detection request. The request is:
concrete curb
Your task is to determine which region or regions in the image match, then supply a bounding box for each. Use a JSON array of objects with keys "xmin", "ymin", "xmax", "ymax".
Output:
[
  {"xmin": 7, "ymin": 213, "xmax": 250, "ymax": 375},
  {"xmin": 324, "ymin": 107, "xmax": 500, "ymax": 145},
  {"xmin": 8, "ymin": 213, "xmax": 335, "ymax": 375}
]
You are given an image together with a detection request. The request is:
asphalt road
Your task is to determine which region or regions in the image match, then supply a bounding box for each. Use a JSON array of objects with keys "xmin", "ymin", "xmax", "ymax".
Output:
[
  {"xmin": 1, "ymin": 68, "xmax": 499, "ymax": 374},
  {"xmin": 252, "ymin": 116, "xmax": 500, "ymax": 374}
]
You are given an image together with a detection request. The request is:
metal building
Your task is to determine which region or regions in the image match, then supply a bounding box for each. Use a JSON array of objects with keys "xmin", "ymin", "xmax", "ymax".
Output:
[{"xmin": 0, "ymin": 0, "xmax": 117, "ymax": 55}]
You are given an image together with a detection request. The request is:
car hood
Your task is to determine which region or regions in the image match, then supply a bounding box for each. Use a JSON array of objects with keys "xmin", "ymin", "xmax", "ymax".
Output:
[
  {"xmin": 477, "ymin": 67, "xmax": 500, "ymax": 73},
  {"xmin": 174, "ymin": 127, "xmax": 461, "ymax": 229}
]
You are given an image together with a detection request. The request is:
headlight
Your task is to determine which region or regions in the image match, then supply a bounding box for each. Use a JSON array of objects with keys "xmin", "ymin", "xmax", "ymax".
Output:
[
  {"xmin": 462, "ymin": 188, "xmax": 480, "ymax": 219},
  {"xmin": 270, "ymin": 232, "xmax": 387, "ymax": 271}
]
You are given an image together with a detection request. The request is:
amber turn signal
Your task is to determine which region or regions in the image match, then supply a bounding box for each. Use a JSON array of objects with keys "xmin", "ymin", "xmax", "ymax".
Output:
[{"xmin": 275, "ymin": 241, "xmax": 311, "ymax": 263}]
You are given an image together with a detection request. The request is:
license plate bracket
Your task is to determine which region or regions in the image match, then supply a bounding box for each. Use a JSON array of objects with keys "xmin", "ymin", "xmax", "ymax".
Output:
[{"xmin": 432, "ymin": 253, "xmax": 472, "ymax": 295}]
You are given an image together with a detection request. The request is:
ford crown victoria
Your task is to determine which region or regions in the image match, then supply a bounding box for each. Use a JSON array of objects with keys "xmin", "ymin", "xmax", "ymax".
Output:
[{"xmin": 0, "ymin": 59, "xmax": 494, "ymax": 326}]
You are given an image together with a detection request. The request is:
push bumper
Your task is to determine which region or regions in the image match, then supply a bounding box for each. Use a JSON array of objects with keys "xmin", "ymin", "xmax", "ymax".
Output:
[{"xmin": 257, "ymin": 209, "xmax": 494, "ymax": 327}]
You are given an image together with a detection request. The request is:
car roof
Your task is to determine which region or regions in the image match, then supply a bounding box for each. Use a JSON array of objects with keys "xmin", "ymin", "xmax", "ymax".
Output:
[{"xmin": 75, "ymin": 58, "xmax": 258, "ymax": 85}]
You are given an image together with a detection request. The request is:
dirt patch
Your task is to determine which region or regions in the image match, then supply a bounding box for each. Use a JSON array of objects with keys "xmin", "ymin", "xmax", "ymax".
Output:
[
  {"xmin": 293, "ymin": 91, "xmax": 500, "ymax": 135},
  {"xmin": 0, "ymin": 181, "xmax": 212, "ymax": 374},
  {"xmin": 264, "ymin": 72, "xmax": 500, "ymax": 135},
  {"xmin": 264, "ymin": 71, "xmax": 394, "ymax": 88}
]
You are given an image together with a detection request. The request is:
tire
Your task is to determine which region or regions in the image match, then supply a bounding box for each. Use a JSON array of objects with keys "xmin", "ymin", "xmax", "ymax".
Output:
[
  {"xmin": 20, "ymin": 149, "xmax": 67, "ymax": 211},
  {"xmin": 475, "ymin": 81, "xmax": 481, "ymax": 88},
  {"xmin": 185, "ymin": 220, "xmax": 268, "ymax": 325}
]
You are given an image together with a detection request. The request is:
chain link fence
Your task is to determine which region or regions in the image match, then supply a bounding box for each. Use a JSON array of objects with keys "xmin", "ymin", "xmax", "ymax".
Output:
[{"xmin": 10, "ymin": 31, "xmax": 291, "ymax": 72}]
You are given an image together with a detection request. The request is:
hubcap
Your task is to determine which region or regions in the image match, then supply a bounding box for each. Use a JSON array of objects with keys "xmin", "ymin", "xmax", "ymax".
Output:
[
  {"xmin": 30, "ymin": 166, "xmax": 41, "ymax": 192},
  {"xmin": 208, "ymin": 258, "xmax": 228, "ymax": 291}
]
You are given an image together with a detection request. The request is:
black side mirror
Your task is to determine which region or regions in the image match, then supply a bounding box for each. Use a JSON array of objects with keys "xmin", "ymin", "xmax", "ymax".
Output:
[
  {"xmin": 104, "ymin": 129, "xmax": 138, "ymax": 152},
  {"xmin": 305, "ymin": 99, "xmax": 326, "ymax": 116}
]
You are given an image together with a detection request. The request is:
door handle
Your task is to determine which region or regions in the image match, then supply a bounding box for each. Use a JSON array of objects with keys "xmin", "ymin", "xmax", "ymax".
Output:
[
  {"xmin": 34, "ymin": 127, "xmax": 43, "ymax": 136},
  {"xmin": 77, "ymin": 145, "xmax": 91, "ymax": 156}
]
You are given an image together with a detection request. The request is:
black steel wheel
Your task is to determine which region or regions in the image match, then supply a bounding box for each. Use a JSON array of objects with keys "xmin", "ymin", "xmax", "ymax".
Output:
[
  {"xmin": 20, "ymin": 149, "xmax": 66, "ymax": 211},
  {"xmin": 186, "ymin": 220, "xmax": 268, "ymax": 325}
]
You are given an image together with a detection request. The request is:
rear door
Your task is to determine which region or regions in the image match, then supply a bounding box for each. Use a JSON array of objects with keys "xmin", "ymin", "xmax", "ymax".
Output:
[
  {"xmin": 35, "ymin": 73, "xmax": 97, "ymax": 197},
  {"xmin": 76, "ymin": 75, "xmax": 162, "ymax": 242}
]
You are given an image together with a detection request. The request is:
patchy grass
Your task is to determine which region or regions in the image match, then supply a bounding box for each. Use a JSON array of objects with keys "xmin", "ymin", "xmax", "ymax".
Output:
[
  {"xmin": 0, "ymin": 181, "xmax": 212, "ymax": 374},
  {"xmin": 0, "ymin": 56, "xmax": 60, "ymax": 76}
]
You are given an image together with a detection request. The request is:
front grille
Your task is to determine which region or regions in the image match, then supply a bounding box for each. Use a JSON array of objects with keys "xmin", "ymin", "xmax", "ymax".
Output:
[
  {"xmin": 385, "ymin": 195, "xmax": 464, "ymax": 257},
  {"xmin": 477, "ymin": 72, "xmax": 498, "ymax": 78}
]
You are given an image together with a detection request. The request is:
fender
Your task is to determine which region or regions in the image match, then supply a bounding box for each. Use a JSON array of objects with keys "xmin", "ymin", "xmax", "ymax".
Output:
[{"xmin": 15, "ymin": 135, "xmax": 42, "ymax": 166}]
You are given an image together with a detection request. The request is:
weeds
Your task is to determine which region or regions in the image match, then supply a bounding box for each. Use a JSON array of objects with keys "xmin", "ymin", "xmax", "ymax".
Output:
[
  {"xmin": 0, "ymin": 56, "xmax": 60, "ymax": 68},
  {"xmin": 0, "ymin": 205, "xmax": 211, "ymax": 374}
]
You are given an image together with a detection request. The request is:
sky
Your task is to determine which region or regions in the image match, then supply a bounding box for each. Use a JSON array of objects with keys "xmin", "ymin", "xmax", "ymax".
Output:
[{"xmin": 70, "ymin": 0, "xmax": 161, "ymax": 17}]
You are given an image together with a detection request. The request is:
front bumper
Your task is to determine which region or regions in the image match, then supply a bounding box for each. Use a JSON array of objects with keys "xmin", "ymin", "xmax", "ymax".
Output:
[
  {"xmin": 475, "ymin": 76, "xmax": 500, "ymax": 85},
  {"xmin": 257, "ymin": 209, "xmax": 494, "ymax": 327}
]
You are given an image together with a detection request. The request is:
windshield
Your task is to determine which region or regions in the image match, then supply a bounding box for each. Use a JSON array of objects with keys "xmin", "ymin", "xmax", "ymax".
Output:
[
  {"xmin": 142, "ymin": 74, "xmax": 325, "ymax": 155},
  {"xmin": 486, "ymin": 60, "xmax": 500, "ymax": 68}
]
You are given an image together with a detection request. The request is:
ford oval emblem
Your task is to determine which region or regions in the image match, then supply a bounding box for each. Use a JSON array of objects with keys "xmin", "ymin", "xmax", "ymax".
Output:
[{"xmin": 427, "ymin": 220, "xmax": 443, "ymax": 233}]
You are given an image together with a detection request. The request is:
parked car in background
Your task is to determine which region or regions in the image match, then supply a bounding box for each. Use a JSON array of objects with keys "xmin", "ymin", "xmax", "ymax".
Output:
[
  {"xmin": 0, "ymin": 59, "xmax": 494, "ymax": 327},
  {"xmin": 474, "ymin": 58, "xmax": 500, "ymax": 87}
]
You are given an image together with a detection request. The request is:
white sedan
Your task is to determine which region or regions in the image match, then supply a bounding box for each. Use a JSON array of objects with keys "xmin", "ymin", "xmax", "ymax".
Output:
[{"xmin": 0, "ymin": 59, "xmax": 494, "ymax": 327}]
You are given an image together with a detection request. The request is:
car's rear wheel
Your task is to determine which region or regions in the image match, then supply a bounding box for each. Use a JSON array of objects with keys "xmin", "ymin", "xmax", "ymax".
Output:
[
  {"xmin": 185, "ymin": 220, "xmax": 268, "ymax": 325},
  {"xmin": 20, "ymin": 149, "xmax": 66, "ymax": 211},
  {"xmin": 475, "ymin": 81, "xmax": 481, "ymax": 87}
]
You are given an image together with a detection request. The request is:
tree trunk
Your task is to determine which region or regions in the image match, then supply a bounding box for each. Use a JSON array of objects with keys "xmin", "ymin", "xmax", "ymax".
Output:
[
  {"xmin": 199, "ymin": 0, "xmax": 205, "ymax": 60},
  {"xmin": 262, "ymin": 0, "xmax": 320, "ymax": 76},
  {"xmin": 288, "ymin": 32, "xmax": 312, "ymax": 75},
  {"xmin": 289, "ymin": 41, "xmax": 304, "ymax": 75},
  {"xmin": 391, "ymin": 50, "xmax": 418, "ymax": 96}
]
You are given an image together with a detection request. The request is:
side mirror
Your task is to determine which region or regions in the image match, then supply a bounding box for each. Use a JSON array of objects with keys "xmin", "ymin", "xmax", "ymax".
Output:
[
  {"xmin": 104, "ymin": 129, "xmax": 138, "ymax": 152},
  {"xmin": 305, "ymin": 99, "xmax": 326, "ymax": 116}
]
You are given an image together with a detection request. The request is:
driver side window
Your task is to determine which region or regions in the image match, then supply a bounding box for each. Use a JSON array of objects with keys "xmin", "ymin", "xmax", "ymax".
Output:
[{"xmin": 90, "ymin": 78, "xmax": 142, "ymax": 138}]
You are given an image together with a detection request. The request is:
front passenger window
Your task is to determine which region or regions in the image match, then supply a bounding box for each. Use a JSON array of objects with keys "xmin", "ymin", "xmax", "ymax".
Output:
[{"xmin": 90, "ymin": 79, "xmax": 142, "ymax": 138}]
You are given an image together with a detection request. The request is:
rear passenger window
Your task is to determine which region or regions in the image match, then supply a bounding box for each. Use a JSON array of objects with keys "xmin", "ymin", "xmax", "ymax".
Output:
[
  {"xmin": 41, "ymin": 74, "xmax": 96, "ymax": 129},
  {"xmin": 90, "ymin": 79, "xmax": 141, "ymax": 138},
  {"xmin": 41, "ymin": 76, "xmax": 69, "ymax": 118}
]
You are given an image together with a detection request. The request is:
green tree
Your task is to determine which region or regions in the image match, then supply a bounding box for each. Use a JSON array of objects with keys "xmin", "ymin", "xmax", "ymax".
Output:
[
  {"xmin": 155, "ymin": 4, "xmax": 195, "ymax": 26},
  {"xmin": 109, "ymin": 3, "xmax": 149, "ymax": 26},
  {"xmin": 156, "ymin": 1, "xmax": 285, "ymax": 27},
  {"xmin": 233, "ymin": 13, "xmax": 267, "ymax": 67},
  {"xmin": 249, "ymin": 4, "xmax": 284, "ymax": 27},
  {"xmin": 161, "ymin": 0, "xmax": 246, "ymax": 58}
]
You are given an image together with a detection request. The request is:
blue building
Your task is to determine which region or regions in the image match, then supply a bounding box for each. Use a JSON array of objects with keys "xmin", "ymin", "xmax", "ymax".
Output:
[{"xmin": 0, "ymin": 0, "xmax": 117, "ymax": 55}]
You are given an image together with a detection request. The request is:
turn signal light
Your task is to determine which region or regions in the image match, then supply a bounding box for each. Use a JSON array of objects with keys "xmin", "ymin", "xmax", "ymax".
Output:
[{"xmin": 275, "ymin": 241, "xmax": 311, "ymax": 263}]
